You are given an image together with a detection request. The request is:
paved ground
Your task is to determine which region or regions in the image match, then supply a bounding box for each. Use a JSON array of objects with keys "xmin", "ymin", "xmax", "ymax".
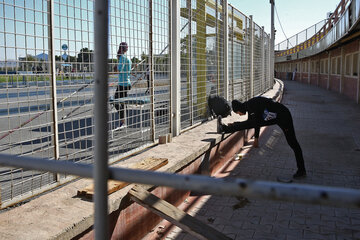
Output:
[{"xmin": 146, "ymin": 80, "xmax": 360, "ymax": 240}]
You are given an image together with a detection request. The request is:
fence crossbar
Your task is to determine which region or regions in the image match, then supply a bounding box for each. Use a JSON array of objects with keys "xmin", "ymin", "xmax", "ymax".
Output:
[{"xmin": 0, "ymin": 153, "xmax": 359, "ymax": 209}]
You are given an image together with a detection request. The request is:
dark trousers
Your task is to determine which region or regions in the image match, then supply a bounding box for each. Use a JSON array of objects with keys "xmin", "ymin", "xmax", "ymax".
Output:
[
  {"xmin": 114, "ymin": 85, "xmax": 130, "ymax": 120},
  {"xmin": 224, "ymin": 108, "xmax": 305, "ymax": 172},
  {"xmin": 146, "ymin": 75, "xmax": 150, "ymax": 89}
]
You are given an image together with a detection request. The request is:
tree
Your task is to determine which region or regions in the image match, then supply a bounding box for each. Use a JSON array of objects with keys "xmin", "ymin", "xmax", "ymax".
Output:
[
  {"xmin": 77, "ymin": 48, "xmax": 94, "ymax": 72},
  {"xmin": 77, "ymin": 48, "xmax": 94, "ymax": 63},
  {"xmin": 25, "ymin": 55, "xmax": 36, "ymax": 71}
]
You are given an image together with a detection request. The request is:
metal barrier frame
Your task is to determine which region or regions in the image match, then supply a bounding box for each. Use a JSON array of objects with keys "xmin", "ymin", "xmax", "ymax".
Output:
[
  {"xmin": 0, "ymin": 153, "xmax": 360, "ymax": 237},
  {"xmin": 1, "ymin": 0, "xmax": 360, "ymax": 237},
  {"xmin": 0, "ymin": 0, "xmax": 272, "ymax": 211}
]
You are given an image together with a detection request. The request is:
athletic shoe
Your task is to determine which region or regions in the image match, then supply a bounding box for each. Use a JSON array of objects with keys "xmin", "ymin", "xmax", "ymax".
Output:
[
  {"xmin": 293, "ymin": 169, "xmax": 306, "ymax": 179},
  {"xmin": 217, "ymin": 116, "xmax": 223, "ymax": 133},
  {"xmin": 119, "ymin": 121, "xmax": 126, "ymax": 128}
]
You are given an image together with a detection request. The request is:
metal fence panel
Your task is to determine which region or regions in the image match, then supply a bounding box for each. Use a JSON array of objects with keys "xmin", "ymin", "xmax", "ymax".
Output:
[
  {"xmin": 53, "ymin": 0, "xmax": 95, "ymax": 165},
  {"xmin": 0, "ymin": 0, "xmax": 58, "ymax": 204},
  {"xmin": 153, "ymin": 0, "xmax": 171, "ymax": 138},
  {"xmin": 180, "ymin": 0, "xmax": 192, "ymax": 129},
  {"xmin": 229, "ymin": 7, "xmax": 250, "ymax": 102},
  {"xmin": 253, "ymin": 23, "xmax": 262, "ymax": 96},
  {"xmin": 0, "ymin": 0, "xmax": 272, "ymax": 208}
]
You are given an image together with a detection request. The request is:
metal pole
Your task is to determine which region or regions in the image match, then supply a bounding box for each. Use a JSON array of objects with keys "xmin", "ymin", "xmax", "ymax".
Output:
[
  {"xmin": 47, "ymin": 0, "xmax": 59, "ymax": 161},
  {"xmin": 94, "ymin": 0, "xmax": 109, "ymax": 238},
  {"xmin": 224, "ymin": 0, "xmax": 229, "ymax": 100},
  {"xmin": 171, "ymin": 0, "xmax": 181, "ymax": 137},
  {"xmin": 188, "ymin": 0, "xmax": 194, "ymax": 126},
  {"xmin": 270, "ymin": 0, "xmax": 275, "ymax": 82},
  {"xmin": 149, "ymin": 0, "xmax": 155, "ymax": 142},
  {"xmin": 268, "ymin": 34, "xmax": 271, "ymax": 85},
  {"xmin": 1, "ymin": 154, "xmax": 360, "ymax": 209},
  {"xmin": 249, "ymin": 15, "xmax": 254, "ymax": 98},
  {"xmin": 231, "ymin": 7, "xmax": 234, "ymax": 100},
  {"xmin": 215, "ymin": 0, "xmax": 219, "ymax": 94},
  {"xmin": 261, "ymin": 26, "xmax": 265, "ymax": 93}
]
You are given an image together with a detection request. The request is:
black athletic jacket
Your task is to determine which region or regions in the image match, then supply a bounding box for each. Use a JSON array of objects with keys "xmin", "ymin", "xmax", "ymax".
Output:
[{"xmin": 225, "ymin": 96, "xmax": 291, "ymax": 137}]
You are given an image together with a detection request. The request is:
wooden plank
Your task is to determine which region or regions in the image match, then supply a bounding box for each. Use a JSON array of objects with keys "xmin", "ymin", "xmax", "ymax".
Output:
[
  {"xmin": 77, "ymin": 157, "xmax": 168, "ymax": 198},
  {"xmin": 129, "ymin": 185, "xmax": 232, "ymax": 240}
]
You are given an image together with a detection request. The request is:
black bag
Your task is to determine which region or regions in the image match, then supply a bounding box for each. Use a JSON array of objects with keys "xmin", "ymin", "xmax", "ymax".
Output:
[{"xmin": 207, "ymin": 95, "xmax": 232, "ymax": 118}]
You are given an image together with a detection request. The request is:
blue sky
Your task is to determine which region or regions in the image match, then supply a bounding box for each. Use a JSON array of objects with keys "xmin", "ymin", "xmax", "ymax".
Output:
[
  {"xmin": 228, "ymin": 0, "xmax": 342, "ymax": 44},
  {"xmin": 0, "ymin": 0, "xmax": 344, "ymax": 61}
]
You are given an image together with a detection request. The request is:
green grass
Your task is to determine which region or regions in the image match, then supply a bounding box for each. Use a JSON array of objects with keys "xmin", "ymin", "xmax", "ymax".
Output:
[{"xmin": 0, "ymin": 75, "xmax": 94, "ymax": 83}]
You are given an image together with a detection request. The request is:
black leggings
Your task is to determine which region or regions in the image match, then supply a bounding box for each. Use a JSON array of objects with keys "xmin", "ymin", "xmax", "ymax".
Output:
[
  {"xmin": 277, "ymin": 115, "xmax": 305, "ymax": 172},
  {"xmin": 223, "ymin": 109, "xmax": 305, "ymax": 172},
  {"xmin": 114, "ymin": 85, "xmax": 131, "ymax": 120}
]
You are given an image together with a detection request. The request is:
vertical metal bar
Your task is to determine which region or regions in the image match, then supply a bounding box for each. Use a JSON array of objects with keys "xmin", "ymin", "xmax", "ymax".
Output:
[
  {"xmin": 141, "ymin": 105, "xmax": 144, "ymax": 139},
  {"xmin": 268, "ymin": 34, "xmax": 271, "ymax": 87},
  {"xmin": 269, "ymin": 35, "xmax": 271, "ymax": 87},
  {"xmin": 245, "ymin": 15, "xmax": 249, "ymax": 100},
  {"xmin": 224, "ymin": 0, "xmax": 229, "ymax": 100},
  {"xmin": 196, "ymin": 0, "xmax": 206, "ymax": 118},
  {"xmin": 171, "ymin": 0, "xmax": 181, "ymax": 136},
  {"xmin": 48, "ymin": 0, "xmax": 59, "ymax": 162},
  {"xmin": 94, "ymin": 0, "xmax": 109, "ymax": 238},
  {"xmin": 149, "ymin": 0, "xmax": 155, "ymax": 142},
  {"xmin": 249, "ymin": 15, "xmax": 254, "ymax": 98},
  {"xmin": 270, "ymin": 0, "xmax": 275, "ymax": 83},
  {"xmin": 231, "ymin": 7, "xmax": 234, "ymax": 100},
  {"xmin": 3, "ymin": 2, "xmax": 7, "ymax": 77},
  {"xmin": 261, "ymin": 26, "xmax": 265, "ymax": 93},
  {"xmin": 188, "ymin": 0, "xmax": 193, "ymax": 125},
  {"xmin": 215, "ymin": 0, "xmax": 219, "ymax": 94}
]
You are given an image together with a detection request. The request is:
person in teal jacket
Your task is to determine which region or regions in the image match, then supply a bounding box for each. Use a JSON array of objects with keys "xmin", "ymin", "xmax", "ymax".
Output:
[{"xmin": 114, "ymin": 42, "xmax": 132, "ymax": 127}]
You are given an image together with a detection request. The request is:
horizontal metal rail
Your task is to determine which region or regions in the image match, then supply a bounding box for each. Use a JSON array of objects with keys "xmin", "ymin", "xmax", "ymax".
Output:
[{"xmin": 0, "ymin": 153, "xmax": 359, "ymax": 209}]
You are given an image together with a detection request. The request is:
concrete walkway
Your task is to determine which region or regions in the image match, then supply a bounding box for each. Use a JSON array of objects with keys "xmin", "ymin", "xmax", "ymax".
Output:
[{"xmin": 147, "ymin": 80, "xmax": 360, "ymax": 240}]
